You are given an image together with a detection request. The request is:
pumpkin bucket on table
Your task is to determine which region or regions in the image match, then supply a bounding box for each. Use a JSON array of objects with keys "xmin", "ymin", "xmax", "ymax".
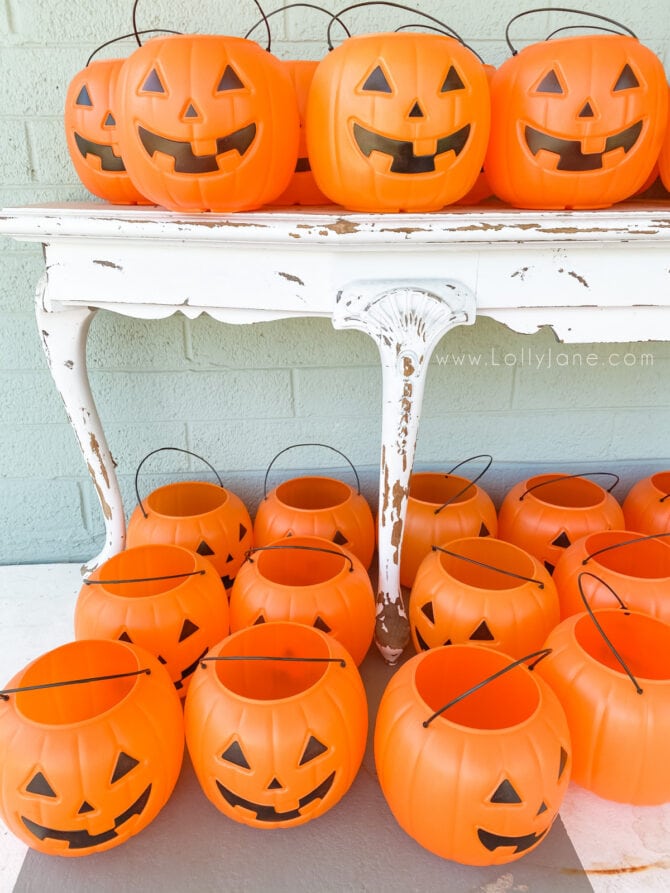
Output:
[
  {"xmin": 0, "ymin": 639, "xmax": 184, "ymax": 856},
  {"xmin": 126, "ymin": 447, "xmax": 253, "ymax": 590},
  {"xmin": 75, "ymin": 542, "xmax": 229, "ymax": 697},
  {"xmin": 374, "ymin": 644, "xmax": 571, "ymax": 865},
  {"xmin": 254, "ymin": 443, "xmax": 375, "ymax": 569},
  {"xmin": 622, "ymin": 470, "xmax": 670, "ymax": 535},
  {"xmin": 184, "ymin": 620, "xmax": 367, "ymax": 828}
]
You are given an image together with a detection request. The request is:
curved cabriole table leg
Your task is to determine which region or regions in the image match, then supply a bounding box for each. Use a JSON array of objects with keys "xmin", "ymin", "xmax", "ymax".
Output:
[
  {"xmin": 35, "ymin": 276, "xmax": 125, "ymax": 573},
  {"xmin": 333, "ymin": 279, "xmax": 477, "ymax": 664}
]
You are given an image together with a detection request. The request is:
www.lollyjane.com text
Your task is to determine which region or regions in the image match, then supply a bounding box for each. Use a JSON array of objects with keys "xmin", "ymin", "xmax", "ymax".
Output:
[{"xmin": 434, "ymin": 348, "xmax": 654, "ymax": 370}]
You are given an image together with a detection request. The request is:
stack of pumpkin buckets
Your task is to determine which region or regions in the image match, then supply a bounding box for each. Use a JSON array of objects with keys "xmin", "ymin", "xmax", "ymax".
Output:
[{"xmin": 3, "ymin": 440, "xmax": 670, "ymax": 866}]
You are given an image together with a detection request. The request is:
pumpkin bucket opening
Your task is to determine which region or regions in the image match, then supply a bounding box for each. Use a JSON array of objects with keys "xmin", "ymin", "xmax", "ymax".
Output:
[
  {"xmin": 574, "ymin": 611, "xmax": 670, "ymax": 680},
  {"xmin": 525, "ymin": 475, "xmax": 604, "ymax": 509},
  {"xmin": 414, "ymin": 646, "xmax": 540, "ymax": 730},
  {"xmin": 145, "ymin": 481, "xmax": 228, "ymax": 517},
  {"xmin": 214, "ymin": 622, "xmax": 330, "ymax": 700},
  {"xmin": 583, "ymin": 531, "xmax": 670, "ymax": 578},
  {"xmin": 650, "ymin": 471, "xmax": 670, "ymax": 495},
  {"xmin": 15, "ymin": 640, "xmax": 139, "ymax": 724},
  {"xmin": 409, "ymin": 472, "xmax": 475, "ymax": 507},
  {"xmin": 438, "ymin": 538, "xmax": 536, "ymax": 590},
  {"xmin": 255, "ymin": 537, "xmax": 347, "ymax": 586},
  {"xmin": 90, "ymin": 544, "xmax": 198, "ymax": 596},
  {"xmin": 274, "ymin": 477, "xmax": 351, "ymax": 511}
]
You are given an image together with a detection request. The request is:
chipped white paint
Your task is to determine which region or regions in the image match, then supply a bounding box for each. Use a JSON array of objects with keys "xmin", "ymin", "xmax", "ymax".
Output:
[{"xmin": 3, "ymin": 202, "xmax": 670, "ymax": 657}]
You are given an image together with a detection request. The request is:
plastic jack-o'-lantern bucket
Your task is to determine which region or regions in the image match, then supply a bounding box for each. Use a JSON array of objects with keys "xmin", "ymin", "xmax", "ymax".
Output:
[
  {"xmin": 410, "ymin": 537, "xmax": 559, "ymax": 657},
  {"xmin": 0, "ymin": 639, "xmax": 184, "ymax": 856},
  {"xmin": 498, "ymin": 472, "xmax": 624, "ymax": 574},
  {"xmin": 622, "ymin": 470, "xmax": 670, "ymax": 535},
  {"xmin": 400, "ymin": 455, "xmax": 498, "ymax": 588},
  {"xmin": 75, "ymin": 543, "xmax": 229, "ymax": 697},
  {"xmin": 185, "ymin": 621, "xmax": 368, "ymax": 828},
  {"xmin": 375, "ymin": 644, "xmax": 571, "ymax": 865},
  {"xmin": 231, "ymin": 536, "xmax": 375, "ymax": 665},
  {"xmin": 254, "ymin": 444, "xmax": 375, "ymax": 569},
  {"xmin": 126, "ymin": 447, "xmax": 253, "ymax": 590},
  {"xmin": 538, "ymin": 573, "xmax": 670, "ymax": 804},
  {"xmin": 553, "ymin": 529, "xmax": 670, "ymax": 622}
]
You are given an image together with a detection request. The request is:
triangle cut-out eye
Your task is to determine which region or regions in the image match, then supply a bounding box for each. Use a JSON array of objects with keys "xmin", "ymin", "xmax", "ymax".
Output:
[
  {"xmin": 535, "ymin": 69, "xmax": 564, "ymax": 94},
  {"xmin": 613, "ymin": 63, "xmax": 640, "ymax": 91},
  {"xmin": 111, "ymin": 752, "xmax": 140, "ymax": 784},
  {"xmin": 490, "ymin": 778, "xmax": 522, "ymax": 804},
  {"xmin": 558, "ymin": 746, "xmax": 569, "ymax": 780},
  {"xmin": 26, "ymin": 771, "xmax": 57, "ymax": 798},
  {"xmin": 179, "ymin": 618, "xmax": 200, "ymax": 642},
  {"xmin": 361, "ymin": 65, "xmax": 392, "ymax": 93},
  {"xmin": 141, "ymin": 68, "xmax": 166, "ymax": 94},
  {"xmin": 299, "ymin": 735, "xmax": 328, "ymax": 765},
  {"xmin": 441, "ymin": 66, "xmax": 465, "ymax": 92},
  {"xmin": 75, "ymin": 85, "xmax": 93, "ymax": 107},
  {"xmin": 221, "ymin": 740, "xmax": 250, "ymax": 769},
  {"xmin": 217, "ymin": 65, "xmax": 244, "ymax": 91}
]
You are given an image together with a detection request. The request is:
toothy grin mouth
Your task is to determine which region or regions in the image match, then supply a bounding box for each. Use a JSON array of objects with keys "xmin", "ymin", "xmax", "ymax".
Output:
[
  {"xmin": 138, "ymin": 123, "xmax": 256, "ymax": 174},
  {"xmin": 524, "ymin": 121, "xmax": 643, "ymax": 171},
  {"xmin": 74, "ymin": 134, "xmax": 126, "ymax": 172},
  {"xmin": 353, "ymin": 122, "xmax": 471, "ymax": 173}
]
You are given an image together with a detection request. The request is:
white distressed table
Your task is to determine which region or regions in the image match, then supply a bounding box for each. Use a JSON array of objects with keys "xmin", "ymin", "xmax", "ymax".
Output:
[{"xmin": 2, "ymin": 201, "xmax": 670, "ymax": 663}]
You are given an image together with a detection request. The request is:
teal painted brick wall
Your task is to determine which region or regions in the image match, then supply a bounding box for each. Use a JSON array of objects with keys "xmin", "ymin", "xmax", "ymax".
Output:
[{"xmin": 1, "ymin": 0, "xmax": 670, "ymax": 564}]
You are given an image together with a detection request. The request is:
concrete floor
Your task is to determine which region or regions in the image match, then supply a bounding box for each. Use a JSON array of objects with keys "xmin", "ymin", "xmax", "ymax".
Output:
[{"xmin": 1, "ymin": 563, "xmax": 669, "ymax": 892}]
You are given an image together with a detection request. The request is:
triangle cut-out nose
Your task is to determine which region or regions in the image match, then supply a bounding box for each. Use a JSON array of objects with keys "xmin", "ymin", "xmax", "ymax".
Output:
[{"xmin": 578, "ymin": 101, "xmax": 595, "ymax": 118}]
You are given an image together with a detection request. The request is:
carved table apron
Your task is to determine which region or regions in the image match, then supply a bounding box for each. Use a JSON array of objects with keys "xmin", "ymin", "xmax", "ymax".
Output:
[{"xmin": 2, "ymin": 202, "xmax": 670, "ymax": 663}]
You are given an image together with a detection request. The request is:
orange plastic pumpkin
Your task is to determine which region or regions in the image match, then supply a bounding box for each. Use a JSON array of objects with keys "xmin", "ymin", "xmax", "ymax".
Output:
[
  {"xmin": 306, "ymin": 31, "xmax": 491, "ymax": 211},
  {"xmin": 230, "ymin": 536, "xmax": 375, "ymax": 665},
  {"xmin": 410, "ymin": 538, "xmax": 559, "ymax": 658},
  {"xmin": 656, "ymin": 94, "xmax": 670, "ymax": 192},
  {"xmin": 0, "ymin": 639, "xmax": 183, "ymax": 856},
  {"xmin": 537, "ymin": 578, "xmax": 670, "ymax": 804},
  {"xmin": 254, "ymin": 444, "xmax": 375, "ymax": 569},
  {"xmin": 185, "ymin": 621, "xmax": 367, "ymax": 828},
  {"xmin": 456, "ymin": 63, "xmax": 496, "ymax": 206},
  {"xmin": 115, "ymin": 34, "xmax": 299, "ymax": 211},
  {"xmin": 75, "ymin": 543, "xmax": 229, "ymax": 697},
  {"xmin": 622, "ymin": 470, "xmax": 670, "ymax": 534},
  {"xmin": 126, "ymin": 448, "xmax": 253, "ymax": 589},
  {"xmin": 375, "ymin": 644, "xmax": 571, "ymax": 865},
  {"xmin": 486, "ymin": 30, "xmax": 668, "ymax": 209},
  {"xmin": 400, "ymin": 460, "xmax": 498, "ymax": 588},
  {"xmin": 497, "ymin": 472, "xmax": 625, "ymax": 574},
  {"xmin": 552, "ymin": 530, "xmax": 670, "ymax": 621},
  {"xmin": 65, "ymin": 57, "xmax": 149, "ymax": 204}
]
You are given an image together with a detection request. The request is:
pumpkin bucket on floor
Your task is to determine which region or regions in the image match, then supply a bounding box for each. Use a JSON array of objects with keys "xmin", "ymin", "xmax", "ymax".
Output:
[
  {"xmin": 126, "ymin": 447, "xmax": 253, "ymax": 589},
  {"xmin": 622, "ymin": 470, "xmax": 670, "ymax": 535},
  {"xmin": 230, "ymin": 537, "xmax": 375, "ymax": 664},
  {"xmin": 400, "ymin": 455, "xmax": 498, "ymax": 588},
  {"xmin": 409, "ymin": 537, "xmax": 558, "ymax": 657},
  {"xmin": 374, "ymin": 644, "xmax": 571, "ymax": 865},
  {"xmin": 553, "ymin": 530, "xmax": 670, "ymax": 621},
  {"xmin": 254, "ymin": 443, "xmax": 375, "ymax": 568},
  {"xmin": 497, "ymin": 472, "xmax": 624, "ymax": 574},
  {"xmin": 184, "ymin": 620, "xmax": 367, "ymax": 828},
  {"xmin": 0, "ymin": 639, "xmax": 184, "ymax": 856},
  {"xmin": 537, "ymin": 573, "xmax": 670, "ymax": 804},
  {"xmin": 75, "ymin": 543, "xmax": 229, "ymax": 697}
]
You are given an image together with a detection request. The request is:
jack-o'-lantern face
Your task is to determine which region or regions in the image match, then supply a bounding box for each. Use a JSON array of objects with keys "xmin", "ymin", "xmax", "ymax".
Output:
[
  {"xmin": 115, "ymin": 34, "xmax": 300, "ymax": 211},
  {"xmin": 306, "ymin": 32, "xmax": 490, "ymax": 211},
  {"xmin": 486, "ymin": 35, "xmax": 668, "ymax": 208},
  {"xmin": 0, "ymin": 640, "xmax": 184, "ymax": 856},
  {"xmin": 65, "ymin": 59, "xmax": 148, "ymax": 204}
]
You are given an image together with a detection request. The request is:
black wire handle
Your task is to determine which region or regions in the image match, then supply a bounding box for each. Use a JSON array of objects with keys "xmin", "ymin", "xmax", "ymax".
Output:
[
  {"xmin": 581, "ymin": 530, "xmax": 670, "ymax": 566},
  {"xmin": 422, "ymin": 648, "xmax": 552, "ymax": 728},
  {"xmin": 132, "ymin": 0, "xmax": 272, "ymax": 50},
  {"xmin": 83, "ymin": 570, "xmax": 207, "ymax": 586},
  {"xmin": 434, "ymin": 454, "xmax": 493, "ymax": 515},
  {"xmin": 201, "ymin": 654, "xmax": 346, "ymax": 668},
  {"xmin": 392, "ymin": 22, "xmax": 485, "ymax": 63},
  {"xmin": 244, "ymin": 2, "xmax": 352, "ymax": 46},
  {"xmin": 134, "ymin": 447, "xmax": 225, "ymax": 519},
  {"xmin": 326, "ymin": 1, "xmax": 465, "ymax": 50},
  {"xmin": 263, "ymin": 443, "xmax": 361, "ymax": 499},
  {"xmin": 432, "ymin": 544, "xmax": 545, "ymax": 589},
  {"xmin": 244, "ymin": 544, "xmax": 354, "ymax": 572},
  {"xmin": 544, "ymin": 24, "xmax": 626, "ymax": 42},
  {"xmin": 1, "ymin": 668, "xmax": 151, "ymax": 702},
  {"xmin": 519, "ymin": 471, "xmax": 620, "ymax": 502},
  {"xmin": 86, "ymin": 30, "xmax": 182, "ymax": 66},
  {"xmin": 505, "ymin": 8, "xmax": 637, "ymax": 55},
  {"xmin": 577, "ymin": 572, "xmax": 643, "ymax": 694}
]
